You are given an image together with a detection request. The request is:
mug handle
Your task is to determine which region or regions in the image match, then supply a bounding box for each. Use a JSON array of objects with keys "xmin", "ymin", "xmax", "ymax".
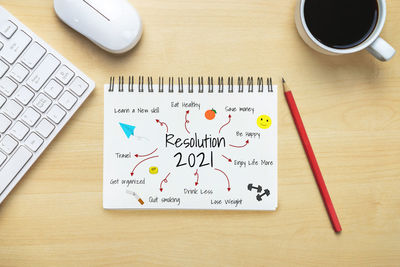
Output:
[{"xmin": 366, "ymin": 37, "xmax": 396, "ymax": 61}]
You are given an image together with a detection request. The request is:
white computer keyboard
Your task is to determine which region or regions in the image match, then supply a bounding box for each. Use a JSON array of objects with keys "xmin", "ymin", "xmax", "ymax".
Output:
[{"xmin": 0, "ymin": 6, "xmax": 95, "ymax": 203}]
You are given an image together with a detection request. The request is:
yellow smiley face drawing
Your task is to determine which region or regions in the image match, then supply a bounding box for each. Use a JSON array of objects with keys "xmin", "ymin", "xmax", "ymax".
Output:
[{"xmin": 257, "ymin": 115, "xmax": 272, "ymax": 129}]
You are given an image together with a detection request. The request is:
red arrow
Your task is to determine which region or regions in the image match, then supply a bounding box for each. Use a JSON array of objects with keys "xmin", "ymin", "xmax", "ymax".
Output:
[
  {"xmin": 130, "ymin": 155, "xmax": 159, "ymax": 176},
  {"xmin": 229, "ymin": 140, "xmax": 249, "ymax": 148},
  {"xmin": 214, "ymin": 168, "xmax": 231, "ymax": 191},
  {"xmin": 221, "ymin": 155, "xmax": 232, "ymax": 162},
  {"xmin": 194, "ymin": 169, "xmax": 199, "ymax": 186},
  {"xmin": 160, "ymin": 172, "xmax": 171, "ymax": 192},
  {"xmin": 184, "ymin": 110, "xmax": 190, "ymax": 134},
  {"xmin": 135, "ymin": 148, "xmax": 158, "ymax": 158},
  {"xmin": 219, "ymin": 114, "xmax": 232, "ymax": 134},
  {"xmin": 155, "ymin": 119, "xmax": 169, "ymax": 133}
]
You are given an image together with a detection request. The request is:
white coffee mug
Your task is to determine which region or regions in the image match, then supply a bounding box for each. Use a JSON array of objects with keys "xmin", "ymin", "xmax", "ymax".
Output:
[{"xmin": 295, "ymin": 0, "xmax": 396, "ymax": 61}]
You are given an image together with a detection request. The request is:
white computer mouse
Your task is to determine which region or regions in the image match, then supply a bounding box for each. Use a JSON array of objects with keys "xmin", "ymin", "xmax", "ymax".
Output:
[{"xmin": 54, "ymin": 0, "xmax": 143, "ymax": 54}]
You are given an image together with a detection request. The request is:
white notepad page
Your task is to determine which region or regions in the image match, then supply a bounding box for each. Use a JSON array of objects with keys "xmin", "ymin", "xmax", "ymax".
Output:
[{"xmin": 103, "ymin": 83, "xmax": 278, "ymax": 210}]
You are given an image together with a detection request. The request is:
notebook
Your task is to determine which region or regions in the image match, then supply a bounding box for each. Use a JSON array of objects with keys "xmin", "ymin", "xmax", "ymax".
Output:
[{"xmin": 103, "ymin": 76, "xmax": 278, "ymax": 210}]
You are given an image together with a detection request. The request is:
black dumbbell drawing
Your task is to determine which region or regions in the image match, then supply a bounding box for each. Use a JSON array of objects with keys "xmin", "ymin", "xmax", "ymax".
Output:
[
  {"xmin": 247, "ymin": 183, "xmax": 262, "ymax": 193},
  {"xmin": 256, "ymin": 189, "xmax": 270, "ymax": 201}
]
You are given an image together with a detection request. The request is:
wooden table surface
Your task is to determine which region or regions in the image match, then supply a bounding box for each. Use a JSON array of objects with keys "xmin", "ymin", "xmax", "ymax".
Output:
[{"xmin": 0, "ymin": 0, "xmax": 399, "ymax": 266}]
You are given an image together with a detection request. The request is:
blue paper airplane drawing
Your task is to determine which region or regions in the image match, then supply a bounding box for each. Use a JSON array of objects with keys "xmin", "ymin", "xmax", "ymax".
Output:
[{"xmin": 119, "ymin": 123, "xmax": 136, "ymax": 139}]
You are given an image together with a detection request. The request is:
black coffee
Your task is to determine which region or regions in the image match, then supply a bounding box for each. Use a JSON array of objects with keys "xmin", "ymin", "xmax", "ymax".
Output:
[{"xmin": 304, "ymin": 0, "xmax": 378, "ymax": 49}]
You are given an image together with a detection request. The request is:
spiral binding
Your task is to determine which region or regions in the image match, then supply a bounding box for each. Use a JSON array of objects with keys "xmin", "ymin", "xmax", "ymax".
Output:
[{"xmin": 109, "ymin": 76, "xmax": 273, "ymax": 93}]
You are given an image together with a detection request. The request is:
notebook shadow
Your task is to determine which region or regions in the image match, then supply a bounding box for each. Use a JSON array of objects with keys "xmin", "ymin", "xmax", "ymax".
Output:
[{"xmin": 104, "ymin": 208, "xmax": 277, "ymax": 218}]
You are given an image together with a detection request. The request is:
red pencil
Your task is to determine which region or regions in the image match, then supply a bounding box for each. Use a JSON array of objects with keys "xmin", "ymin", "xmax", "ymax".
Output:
[{"xmin": 282, "ymin": 78, "xmax": 342, "ymax": 233}]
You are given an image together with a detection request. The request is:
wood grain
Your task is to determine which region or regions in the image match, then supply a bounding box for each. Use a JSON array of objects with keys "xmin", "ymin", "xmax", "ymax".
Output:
[{"xmin": 0, "ymin": 0, "xmax": 399, "ymax": 266}]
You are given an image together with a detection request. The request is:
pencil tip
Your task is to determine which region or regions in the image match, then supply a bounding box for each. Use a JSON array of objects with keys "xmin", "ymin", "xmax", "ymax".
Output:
[{"xmin": 282, "ymin": 77, "xmax": 289, "ymax": 92}]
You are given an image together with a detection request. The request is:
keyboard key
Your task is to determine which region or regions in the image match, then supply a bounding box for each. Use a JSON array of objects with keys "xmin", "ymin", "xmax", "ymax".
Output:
[
  {"xmin": 33, "ymin": 93, "xmax": 52, "ymax": 112},
  {"xmin": 44, "ymin": 79, "xmax": 63, "ymax": 99},
  {"xmin": 59, "ymin": 91, "xmax": 77, "ymax": 110},
  {"xmin": 0, "ymin": 59, "xmax": 9, "ymax": 78},
  {"xmin": 10, "ymin": 63, "xmax": 29, "ymax": 82},
  {"xmin": 2, "ymin": 30, "xmax": 31, "ymax": 64},
  {"xmin": 36, "ymin": 119, "xmax": 54, "ymax": 138},
  {"xmin": 21, "ymin": 42, "xmax": 46, "ymax": 69},
  {"xmin": 3, "ymin": 99, "xmax": 23, "ymax": 119},
  {"xmin": 0, "ymin": 94, "xmax": 6, "ymax": 107},
  {"xmin": 55, "ymin": 65, "xmax": 74, "ymax": 85},
  {"xmin": 0, "ymin": 146, "xmax": 32, "ymax": 192},
  {"xmin": 0, "ymin": 151, "xmax": 6, "ymax": 166},
  {"xmin": 0, "ymin": 135, "xmax": 18, "ymax": 154},
  {"xmin": 0, "ymin": 77, "xmax": 17, "ymax": 96},
  {"xmin": 21, "ymin": 107, "xmax": 40, "ymax": 126},
  {"xmin": 0, "ymin": 113, "xmax": 12, "ymax": 133},
  {"xmin": 70, "ymin": 77, "xmax": 88, "ymax": 96},
  {"xmin": 47, "ymin": 104, "xmax": 66, "ymax": 124},
  {"xmin": 15, "ymin": 86, "xmax": 34, "ymax": 105},
  {"xmin": 0, "ymin": 20, "xmax": 17, "ymax": 38},
  {"xmin": 10, "ymin": 121, "xmax": 29, "ymax": 141},
  {"xmin": 26, "ymin": 54, "xmax": 60, "ymax": 91},
  {"xmin": 25, "ymin": 132, "xmax": 43, "ymax": 152}
]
